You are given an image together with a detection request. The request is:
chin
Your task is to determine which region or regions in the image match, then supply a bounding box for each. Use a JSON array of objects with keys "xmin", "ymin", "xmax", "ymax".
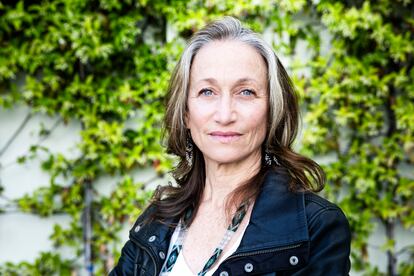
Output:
[{"xmin": 203, "ymin": 152, "xmax": 253, "ymax": 165}]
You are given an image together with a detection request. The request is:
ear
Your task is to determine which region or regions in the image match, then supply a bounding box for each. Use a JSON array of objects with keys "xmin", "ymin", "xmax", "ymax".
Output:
[{"xmin": 184, "ymin": 109, "xmax": 190, "ymax": 129}]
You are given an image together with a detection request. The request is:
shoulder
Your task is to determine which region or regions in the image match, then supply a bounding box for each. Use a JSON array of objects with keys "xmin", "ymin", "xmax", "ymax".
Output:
[
  {"xmin": 129, "ymin": 202, "xmax": 177, "ymax": 246},
  {"xmin": 129, "ymin": 203, "xmax": 164, "ymax": 241},
  {"xmin": 131, "ymin": 203, "xmax": 157, "ymax": 227},
  {"xmin": 110, "ymin": 203, "xmax": 174, "ymax": 275},
  {"xmin": 303, "ymin": 192, "xmax": 351, "ymax": 253},
  {"xmin": 299, "ymin": 193, "xmax": 352, "ymax": 273},
  {"xmin": 304, "ymin": 192, "xmax": 349, "ymax": 227}
]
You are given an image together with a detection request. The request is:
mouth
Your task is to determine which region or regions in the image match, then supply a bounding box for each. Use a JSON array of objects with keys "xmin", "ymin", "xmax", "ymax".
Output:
[{"xmin": 208, "ymin": 131, "xmax": 242, "ymax": 143}]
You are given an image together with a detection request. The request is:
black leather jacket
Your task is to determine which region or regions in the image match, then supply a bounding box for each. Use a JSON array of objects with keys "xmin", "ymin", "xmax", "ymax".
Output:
[{"xmin": 110, "ymin": 171, "xmax": 351, "ymax": 275}]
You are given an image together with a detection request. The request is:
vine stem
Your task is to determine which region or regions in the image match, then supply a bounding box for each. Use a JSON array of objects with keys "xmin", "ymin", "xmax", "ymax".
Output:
[
  {"xmin": 0, "ymin": 117, "xmax": 62, "ymax": 170},
  {"xmin": 385, "ymin": 218, "xmax": 397, "ymax": 276},
  {"xmin": 78, "ymin": 59, "xmax": 93, "ymax": 275},
  {"xmin": 0, "ymin": 112, "xmax": 32, "ymax": 158},
  {"xmin": 83, "ymin": 178, "xmax": 93, "ymax": 276},
  {"xmin": 384, "ymin": 84, "xmax": 398, "ymax": 276}
]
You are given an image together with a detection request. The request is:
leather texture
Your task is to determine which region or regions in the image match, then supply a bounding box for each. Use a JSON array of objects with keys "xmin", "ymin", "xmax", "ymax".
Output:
[{"xmin": 110, "ymin": 170, "xmax": 351, "ymax": 276}]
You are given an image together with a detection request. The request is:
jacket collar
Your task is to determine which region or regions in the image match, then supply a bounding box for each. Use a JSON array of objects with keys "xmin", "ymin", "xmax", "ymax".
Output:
[
  {"xmin": 130, "ymin": 170, "xmax": 309, "ymax": 255},
  {"xmin": 236, "ymin": 170, "xmax": 309, "ymax": 253},
  {"xmin": 130, "ymin": 205, "xmax": 177, "ymax": 249}
]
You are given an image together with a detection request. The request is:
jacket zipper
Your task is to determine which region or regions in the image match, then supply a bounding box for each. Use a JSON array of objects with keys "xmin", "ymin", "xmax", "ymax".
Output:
[
  {"xmin": 130, "ymin": 237, "xmax": 159, "ymax": 276},
  {"xmin": 224, "ymin": 242, "xmax": 303, "ymax": 261}
]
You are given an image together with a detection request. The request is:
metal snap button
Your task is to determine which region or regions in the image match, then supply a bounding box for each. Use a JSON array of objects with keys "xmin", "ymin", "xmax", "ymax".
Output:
[
  {"xmin": 244, "ymin": 262, "xmax": 254, "ymax": 272},
  {"xmin": 159, "ymin": 251, "xmax": 165, "ymax": 259},
  {"xmin": 148, "ymin": 235, "xmax": 156, "ymax": 242},
  {"xmin": 289, "ymin": 255, "xmax": 299, "ymax": 266},
  {"xmin": 134, "ymin": 225, "xmax": 141, "ymax": 232},
  {"xmin": 219, "ymin": 272, "xmax": 229, "ymax": 276}
]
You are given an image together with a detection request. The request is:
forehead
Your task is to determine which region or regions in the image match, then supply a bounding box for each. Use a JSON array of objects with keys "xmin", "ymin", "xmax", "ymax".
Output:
[{"xmin": 190, "ymin": 40, "xmax": 267, "ymax": 85}]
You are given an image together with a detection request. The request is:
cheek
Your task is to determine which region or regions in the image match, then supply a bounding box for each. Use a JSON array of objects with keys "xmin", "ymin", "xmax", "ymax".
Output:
[
  {"xmin": 186, "ymin": 101, "xmax": 211, "ymax": 128},
  {"xmin": 249, "ymin": 109, "xmax": 268, "ymax": 141},
  {"xmin": 253, "ymin": 119, "xmax": 267, "ymax": 139},
  {"xmin": 186, "ymin": 111, "xmax": 202, "ymax": 132},
  {"xmin": 248, "ymin": 104, "xmax": 268, "ymax": 127}
]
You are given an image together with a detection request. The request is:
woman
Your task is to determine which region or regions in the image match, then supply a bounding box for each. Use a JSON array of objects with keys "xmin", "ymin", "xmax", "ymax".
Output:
[{"xmin": 111, "ymin": 17, "xmax": 351, "ymax": 276}]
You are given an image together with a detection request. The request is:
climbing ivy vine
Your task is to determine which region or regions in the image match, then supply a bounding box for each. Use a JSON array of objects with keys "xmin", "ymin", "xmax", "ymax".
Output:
[
  {"xmin": 0, "ymin": 0, "xmax": 413, "ymax": 275},
  {"xmin": 299, "ymin": 1, "xmax": 414, "ymax": 275}
]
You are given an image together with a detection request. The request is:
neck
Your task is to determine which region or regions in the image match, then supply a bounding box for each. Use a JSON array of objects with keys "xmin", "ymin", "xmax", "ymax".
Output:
[{"xmin": 201, "ymin": 150, "xmax": 262, "ymax": 208}]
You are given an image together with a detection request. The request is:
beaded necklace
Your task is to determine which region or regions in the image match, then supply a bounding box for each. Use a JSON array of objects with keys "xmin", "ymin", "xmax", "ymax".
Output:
[{"xmin": 161, "ymin": 202, "xmax": 249, "ymax": 275}]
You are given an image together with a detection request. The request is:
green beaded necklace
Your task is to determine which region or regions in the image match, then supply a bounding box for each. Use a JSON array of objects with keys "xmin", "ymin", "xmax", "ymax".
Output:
[{"xmin": 161, "ymin": 202, "xmax": 249, "ymax": 275}]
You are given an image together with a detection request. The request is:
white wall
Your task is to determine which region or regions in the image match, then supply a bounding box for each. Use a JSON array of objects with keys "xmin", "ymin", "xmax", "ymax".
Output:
[
  {"xmin": 0, "ymin": 105, "xmax": 167, "ymax": 271},
  {"xmin": 0, "ymin": 105, "xmax": 77, "ymax": 263}
]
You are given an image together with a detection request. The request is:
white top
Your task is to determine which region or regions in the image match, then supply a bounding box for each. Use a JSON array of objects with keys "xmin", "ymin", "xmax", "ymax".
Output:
[{"xmin": 160, "ymin": 221, "xmax": 249, "ymax": 276}]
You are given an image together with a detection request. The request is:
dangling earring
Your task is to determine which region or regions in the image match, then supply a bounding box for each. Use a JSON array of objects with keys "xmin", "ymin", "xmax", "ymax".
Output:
[
  {"xmin": 264, "ymin": 150, "xmax": 280, "ymax": 166},
  {"xmin": 185, "ymin": 136, "xmax": 193, "ymax": 166},
  {"xmin": 264, "ymin": 151, "xmax": 272, "ymax": 166}
]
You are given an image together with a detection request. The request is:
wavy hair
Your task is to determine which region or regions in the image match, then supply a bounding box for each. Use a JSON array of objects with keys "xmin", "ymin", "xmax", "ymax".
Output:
[{"xmin": 150, "ymin": 16, "xmax": 324, "ymax": 225}]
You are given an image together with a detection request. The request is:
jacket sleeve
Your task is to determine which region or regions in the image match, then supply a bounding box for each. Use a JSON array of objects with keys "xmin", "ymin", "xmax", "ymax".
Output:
[
  {"xmin": 109, "ymin": 240, "xmax": 139, "ymax": 276},
  {"xmin": 293, "ymin": 207, "xmax": 351, "ymax": 276}
]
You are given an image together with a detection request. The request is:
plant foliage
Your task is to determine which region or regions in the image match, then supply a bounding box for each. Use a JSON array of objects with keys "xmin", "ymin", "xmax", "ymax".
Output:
[{"xmin": 0, "ymin": 0, "xmax": 413, "ymax": 275}]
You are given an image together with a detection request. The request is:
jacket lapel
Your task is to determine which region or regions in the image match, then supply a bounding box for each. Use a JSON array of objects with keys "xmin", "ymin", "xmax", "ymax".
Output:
[
  {"xmin": 213, "ymin": 171, "xmax": 311, "ymax": 275},
  {"xmin": 237, "ymin": 170, "xmax": 309, "ymax": 253}
]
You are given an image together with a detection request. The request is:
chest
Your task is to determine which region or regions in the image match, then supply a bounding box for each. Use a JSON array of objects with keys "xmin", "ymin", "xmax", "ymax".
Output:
[{"xmin": 180, "ymin": 206, "xmax": 251, "ymax": 273}]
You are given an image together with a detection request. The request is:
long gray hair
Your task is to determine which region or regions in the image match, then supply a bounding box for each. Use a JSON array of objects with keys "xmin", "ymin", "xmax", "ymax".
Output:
[{"xmin": 152, "ymin": 16, "xmax": 324, "ymax": 225}]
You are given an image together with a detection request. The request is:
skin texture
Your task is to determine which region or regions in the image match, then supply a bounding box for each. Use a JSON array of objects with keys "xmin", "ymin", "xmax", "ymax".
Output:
[
  {"xmin": 186, "ymin": 40, "xmax": 268, "ymax": 170},
  {"xmin": 183, "ymin": 40, "xmax": 269, "ymax": 273}
]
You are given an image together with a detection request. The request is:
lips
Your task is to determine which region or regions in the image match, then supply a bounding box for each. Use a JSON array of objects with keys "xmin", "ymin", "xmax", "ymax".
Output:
[{"xmin": 209, "ymin": 131, "xmax": 242, "ymax": 143}]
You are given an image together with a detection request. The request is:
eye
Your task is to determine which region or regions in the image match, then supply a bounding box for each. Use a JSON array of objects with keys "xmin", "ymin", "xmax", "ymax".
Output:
[
  {"xmin": 240, "ymin": 89, "xmax": 255, "ymax": 96},
  {"xmin": 199, "ymin": 88, "xmax": 214, "ymax": 96}
]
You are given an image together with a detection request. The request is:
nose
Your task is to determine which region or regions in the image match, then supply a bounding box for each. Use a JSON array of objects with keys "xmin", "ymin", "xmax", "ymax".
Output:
[{"xmin": 214, "ymin": 93, "xmax": 236, "ymax": 125}]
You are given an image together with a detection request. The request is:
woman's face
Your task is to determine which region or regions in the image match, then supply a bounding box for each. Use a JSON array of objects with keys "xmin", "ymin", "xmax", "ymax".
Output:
[{"xmin": 186, "ymin": 40, "xmax": 268, "ymax": 165}]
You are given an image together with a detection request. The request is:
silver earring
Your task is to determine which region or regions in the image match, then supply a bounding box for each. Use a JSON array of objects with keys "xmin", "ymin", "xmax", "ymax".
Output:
[
  {"xmin": 265, "ymin": 150, "xmax": 280, "ymax": 166},
  {"xmin": 185, "ymin": 137, "xmax": 193, "ymax": 166}
]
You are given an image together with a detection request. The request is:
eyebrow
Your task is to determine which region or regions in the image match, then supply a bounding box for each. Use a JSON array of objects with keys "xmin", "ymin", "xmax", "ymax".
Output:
[{"xmin": 197, "ymin": 77, "xmax": 259, "ymax": 86}]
